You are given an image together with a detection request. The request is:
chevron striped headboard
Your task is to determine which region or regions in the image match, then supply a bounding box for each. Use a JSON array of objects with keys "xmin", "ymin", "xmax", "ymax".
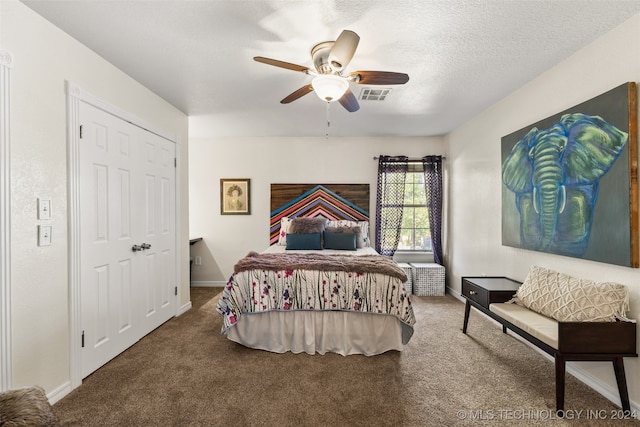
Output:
[{"xmin": 269, "ymin": 184, "xmax": 370, "ymax": 245}]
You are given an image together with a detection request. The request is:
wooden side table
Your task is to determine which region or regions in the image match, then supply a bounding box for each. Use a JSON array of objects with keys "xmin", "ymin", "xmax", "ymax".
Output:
[{"xmin": 461, "ymin": 276, "xmax": 521, "ymax": 333}]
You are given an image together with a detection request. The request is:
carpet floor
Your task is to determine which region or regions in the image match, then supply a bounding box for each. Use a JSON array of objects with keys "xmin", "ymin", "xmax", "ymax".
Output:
[{"xmin": 52, "ymin": 287, "xmax": 639, "ymax": 426}]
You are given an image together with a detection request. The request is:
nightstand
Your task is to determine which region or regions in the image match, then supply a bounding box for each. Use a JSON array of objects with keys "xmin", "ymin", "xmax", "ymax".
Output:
[{"xmin": 461, "ymin": 276, "xmax": 521, "ymax": 333}]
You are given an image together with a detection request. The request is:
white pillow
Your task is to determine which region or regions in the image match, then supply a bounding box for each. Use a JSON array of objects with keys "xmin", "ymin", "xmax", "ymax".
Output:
[
  {"xmin": 357, "ymin": 221, "xmax": 370, "ymax": 247},
  {"xmin": 512, "ymin": 265, "xmax": 631, "ymax": 322},
  {"xmin": 277, "ymin": 217, "xmax": 292, "ymax": 246}
]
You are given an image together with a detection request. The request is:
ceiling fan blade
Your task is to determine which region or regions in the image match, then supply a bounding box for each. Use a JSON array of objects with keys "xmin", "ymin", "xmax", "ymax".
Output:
[
  {"xmin": 280, "ymin": 84, "xmax": 314, "ymax": 104},
  {"xmin": 349, "ymin": 71, "xmax": 409, "ymax": 85},
  {"xmin": 254, "ymin": 56, "xmax": 311, "ymax": 73},
  {"xmin": 328, "ymin": 30, "xmax": 360, "ymax": 72},
  {"xmin": 338, "ymin": 88, "xmax": 360, "ymax": 112}
]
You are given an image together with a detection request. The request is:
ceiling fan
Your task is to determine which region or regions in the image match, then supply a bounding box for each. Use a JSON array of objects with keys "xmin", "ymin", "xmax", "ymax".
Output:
[{"xmin": 254, "ymin": 30, "xmax": 409, "ymax": 112}]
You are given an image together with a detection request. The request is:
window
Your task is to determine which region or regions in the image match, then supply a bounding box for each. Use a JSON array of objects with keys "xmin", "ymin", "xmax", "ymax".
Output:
[
  {"xmin": 378, "ymin": 163, "xmax": 431, "ymax": 253},
  {"xmin": 398, "ymin": 165, "xmax": 431, "ymax": 251},
  {"xmin": 376, "ymin": 155, "xmax": 442, "ymax": 261}
]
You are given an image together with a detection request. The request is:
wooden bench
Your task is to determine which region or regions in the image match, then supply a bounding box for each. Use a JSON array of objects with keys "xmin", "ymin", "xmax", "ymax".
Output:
[
  {"xmin": 490, "ymin": 302, "xmax": 637, "ymax": 412},
  {"xmin": 462, "ymin": 276, "xmax": 638, "ymax": 413}
]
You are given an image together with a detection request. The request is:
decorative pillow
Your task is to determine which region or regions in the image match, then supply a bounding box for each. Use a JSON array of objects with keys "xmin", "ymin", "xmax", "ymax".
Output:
[
  {"xmin": 325, "ymin": 226, "xmax": 365, "ymax": 249},
  {"xmin": 356, "ymin": 221, "xmax": 370, "ymax": 246},
  {"xmin": 277, "ymin": 217, "xmax": 292, "ymax": 246},
  {"xmin": 0, "ymin": 386, "xmax": 59, "ymax": 427},
  {"xmin": 511, "ymin": 265, "xmax": 631, "ymax": 322},
  {"xmin": 323, "ymin": 232, "xmax": 357, "ymax": 250},
  {"xmin": 326, "ymin": 220, "xmax": 370, "ymax": 248},
  {"xmin": 285, "ymin": 233, "xmax": 322, "ymax": 250},
  {"xmin": 325, "ymin": 226, "xmax": 359, "ymax": 233},
  {"xmin": 324, "ymin": 226, "xmax": 358, "ymax": 236},
  {"xmin": 289, "ymin": 217, "xmax": 328, "ymax": 234}
]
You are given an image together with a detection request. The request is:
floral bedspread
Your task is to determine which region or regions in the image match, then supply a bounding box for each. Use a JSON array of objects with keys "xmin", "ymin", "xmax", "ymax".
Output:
[{"xmin": 216, "ymin": 266, "xmax": 416, "ymax": 344}]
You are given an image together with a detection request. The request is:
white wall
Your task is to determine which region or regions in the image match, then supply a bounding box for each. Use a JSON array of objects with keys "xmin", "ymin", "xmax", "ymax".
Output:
[
  {"xmin": 188, "ymin": 136, "xmax": 445, "ymax": 282},
  {"xmin": 1, "ymin": 0, "xmax": 190, "ymax": 397},
  {"xmin": 447, "ymin": 13, "xmax": 640, "ymax": 408}
]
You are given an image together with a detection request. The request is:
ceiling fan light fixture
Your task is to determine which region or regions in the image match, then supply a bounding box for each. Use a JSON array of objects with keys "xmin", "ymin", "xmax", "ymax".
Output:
[
  {"xmin": 311, "ymin": 75, "xmax": 349, "ymax": 102},
  {"xmin": 254, "ymin": 29, "xmax": 407, "ymax": 112}
]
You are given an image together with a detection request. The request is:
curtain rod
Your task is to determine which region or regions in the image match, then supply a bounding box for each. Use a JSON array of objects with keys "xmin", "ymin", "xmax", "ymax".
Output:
[{"xmin": 373, "ymin": 156, "xmax": 446, "ymax": 161}]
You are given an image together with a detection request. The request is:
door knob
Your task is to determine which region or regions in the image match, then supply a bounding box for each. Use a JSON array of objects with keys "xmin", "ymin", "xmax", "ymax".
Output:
[
  {"xmin": 132, "ymin": 244, "xmax": 142, "ymax": 252},
  {"xmin": 141, "ymin": 243, "xmax": 151, "ymax": 250}
]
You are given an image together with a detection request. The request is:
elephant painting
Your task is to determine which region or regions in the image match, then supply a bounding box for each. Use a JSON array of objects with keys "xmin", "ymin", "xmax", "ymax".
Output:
[{"xmin": 502, "ymin": 113, "xmax": 628, "ymax": 257}]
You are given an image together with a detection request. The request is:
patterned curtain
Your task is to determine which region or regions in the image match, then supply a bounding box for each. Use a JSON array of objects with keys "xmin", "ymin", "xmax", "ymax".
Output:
[
  {"xmin": 423, "ymin": 155, "xmax": 444, "ymax": 265},
  {"xmin": 375, "ymin": 156, "xmax": 408, "ymax": 256}
]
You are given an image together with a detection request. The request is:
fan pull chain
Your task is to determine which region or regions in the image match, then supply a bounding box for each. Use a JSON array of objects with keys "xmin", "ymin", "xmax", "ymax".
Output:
[{"xmin": 325, "ymin": 101, "xmax": 330, "ymax": 139}]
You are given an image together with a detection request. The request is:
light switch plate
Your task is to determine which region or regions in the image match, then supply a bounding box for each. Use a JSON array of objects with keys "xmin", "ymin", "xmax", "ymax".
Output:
[
  {"xmin": 38, "ymin": 225, "xmax": 52, "ymax": 246},
  {"xmin": 38, "ymin": 198, "xmax": 52, "ymax": 220}
]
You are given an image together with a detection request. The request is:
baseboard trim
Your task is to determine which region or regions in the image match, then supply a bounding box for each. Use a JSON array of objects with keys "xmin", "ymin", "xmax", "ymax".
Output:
[
  {"xmin": 176, "ymin": 300, "xmax": 192, "ymax": 317},
  {"xmin": 47, "ymin": 380, "xmax": 72, "ymax": 405},
  {"xmin": 190, "ymin": 281, "xmax": 225, "ymax": 287},
  {"xmin": 447, "ymin": 287, "xmax": 638, "ymax": 412}
]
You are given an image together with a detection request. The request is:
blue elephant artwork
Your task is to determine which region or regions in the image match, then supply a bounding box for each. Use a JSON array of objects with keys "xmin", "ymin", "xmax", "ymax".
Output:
[{"xmin": 501, "ymin": 82, "xmax": 637, "ymax": 267}]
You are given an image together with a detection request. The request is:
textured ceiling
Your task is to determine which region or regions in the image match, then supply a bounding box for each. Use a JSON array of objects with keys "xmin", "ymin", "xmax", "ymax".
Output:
[{"xmin": 21, "ymin": 0, "xmax": 640, "ymax": 138}]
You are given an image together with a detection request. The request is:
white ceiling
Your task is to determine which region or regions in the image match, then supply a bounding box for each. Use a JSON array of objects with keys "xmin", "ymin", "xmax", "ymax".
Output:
[{"xmin": 21, "ymin": 0, "xmax": 640, "ymax": 138}]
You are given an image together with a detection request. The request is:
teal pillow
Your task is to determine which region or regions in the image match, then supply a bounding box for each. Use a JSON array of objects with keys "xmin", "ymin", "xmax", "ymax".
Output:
[
  {"xmin": 285, "ymin": 233, "xmax": 322, "ymax": 250},
  {"xmin": 323, "ymin": 232, "xmax": 357, "ymax": 250}
]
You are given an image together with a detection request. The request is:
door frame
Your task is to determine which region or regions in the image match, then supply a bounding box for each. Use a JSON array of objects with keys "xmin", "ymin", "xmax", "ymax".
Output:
[
  {"xmin": 66, "ymin": 81, "xmax": 182, "ymax": 389},
  {"xmin": 0, "ymin": 50, "xmax": 13, "ymax": 391}
]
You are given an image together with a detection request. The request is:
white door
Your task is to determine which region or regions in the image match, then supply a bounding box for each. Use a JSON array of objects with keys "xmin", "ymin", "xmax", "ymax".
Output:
[
  {"xmin": 137, "ymin": 129, "xmax": 176, "ymax": 334},
  {"xmin": 79, "ymin": 102, "xmax": 176, "ymax": 378}
]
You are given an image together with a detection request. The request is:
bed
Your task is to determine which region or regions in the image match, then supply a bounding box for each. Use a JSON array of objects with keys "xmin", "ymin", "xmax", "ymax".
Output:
[{"xmin": 215, "ymin": 184, "xmax": 416, "ymax": 356}]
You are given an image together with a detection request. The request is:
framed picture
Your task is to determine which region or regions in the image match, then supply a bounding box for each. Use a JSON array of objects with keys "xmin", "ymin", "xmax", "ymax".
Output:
[
  {"xmin": 501, "ymin": 82, "xmax": 638, "ymax": 267},
  {"xmin": 220, "ymin": 178, "xmax": 251, "ymax": 215}
]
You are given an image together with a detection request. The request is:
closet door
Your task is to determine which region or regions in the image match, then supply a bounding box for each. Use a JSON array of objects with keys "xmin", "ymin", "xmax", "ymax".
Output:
[
  {"xmin": 136, "ymin": 128, "xmax": 176, "ymax": 335},
  {"xmin": 79, "ymin": 102, "xmax": 176, "ymax": 378}
]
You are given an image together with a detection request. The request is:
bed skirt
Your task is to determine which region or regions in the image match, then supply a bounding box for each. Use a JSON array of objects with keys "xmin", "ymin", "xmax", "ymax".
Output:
[{"xmin": 224, "ymin": 310, "xmax": 404, "ymax": 356}]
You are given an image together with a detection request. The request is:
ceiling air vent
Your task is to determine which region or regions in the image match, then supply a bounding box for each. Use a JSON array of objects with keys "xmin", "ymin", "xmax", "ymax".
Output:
[{"xmin": 359, "ymin": 88, "xmax": 392, "ymax": 101}]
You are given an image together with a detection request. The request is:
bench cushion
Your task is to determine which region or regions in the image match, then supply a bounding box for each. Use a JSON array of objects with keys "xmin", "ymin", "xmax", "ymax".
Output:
[
  {"xmin": 510, "ymin": 266, "xmax": 630, "ymax": 322},
  {"xmin": 490, "ymin": 302, "xmax": 558, "ymax": 349}
]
